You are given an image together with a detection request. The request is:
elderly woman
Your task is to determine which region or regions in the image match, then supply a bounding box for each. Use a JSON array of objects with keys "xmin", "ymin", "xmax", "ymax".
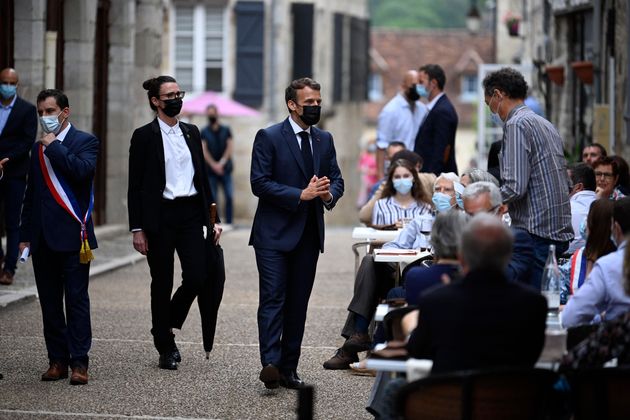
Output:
[
  {"xmin": 402, "ymin": 211, "xmax": 467, "ymax": 305},
  {"xmin": 432, "ymin": 172, "xmax": 464, "ymax": 213}
]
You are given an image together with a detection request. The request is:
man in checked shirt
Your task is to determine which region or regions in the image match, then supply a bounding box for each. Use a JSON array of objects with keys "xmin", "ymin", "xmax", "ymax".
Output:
[{"xmin": 482, "ymin": 67, "xmax": 573, "ymax": 289}]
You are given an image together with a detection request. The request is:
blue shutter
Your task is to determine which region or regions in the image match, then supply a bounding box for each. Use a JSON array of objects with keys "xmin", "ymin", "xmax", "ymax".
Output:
[{"xmin": 234, "ymin": 1, "xmax": 264, "ymax": 107}]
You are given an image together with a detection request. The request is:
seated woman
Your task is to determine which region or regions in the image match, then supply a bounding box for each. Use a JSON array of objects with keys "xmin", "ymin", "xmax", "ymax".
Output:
[
  {"xmin": 594, "ymin": 156, "xmax": 626, "ymax": 200},
  {"xmin": 371, "ymin": 158, "xmax": 432, "ymax": 228},
  {"xmin": 560, "ymin": 199, "xmax": 616, "ymax": 305}
]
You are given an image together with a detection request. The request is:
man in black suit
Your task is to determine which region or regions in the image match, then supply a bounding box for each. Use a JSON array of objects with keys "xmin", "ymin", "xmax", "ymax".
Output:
[
  {"xmin": 413, "ymin": 64, "xmax": 459, "ymax": 175},
  {"xmin": 0, "ymin": 68, "xmax": 37, "ymax": 285},
  {"xmin": 250, "ymin": 77, "xmax": 344, "ymax": 389},
  {"xmin": 19, "ymin": 89, "xmax": 99, "ymax": 384},
  {"xmin": 128, "ymin": 76, "xmax": 221, "ymax": 370},
  {"xmin": 407, "ymin": 213, "xmax": 547, "ymax": 374}
]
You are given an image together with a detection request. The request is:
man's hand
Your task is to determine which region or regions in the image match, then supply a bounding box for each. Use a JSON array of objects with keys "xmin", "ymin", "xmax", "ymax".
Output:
[
  {"xmin": 19, "ymin": 241, "xmax": 30, "ymax": 255},
  {"xmin": 300, "ymin": 176, "xmax": 331, "ymax": 201},
  {"xmin": 0, "ymin": 157, "xmax": 8, "ymax": 178},
  {"xmin": 132, "ymin": 231, "xmax": 149, "ymax": 255},
  {"xmin": 213, "ymin": 224, "xmax": 223, "ymax": 245},
  {"xmin": 210, "ymin": 161, "xmax": 224, "ymax": 176},
  {"xmin": 40, "ymin": 132, "xmax": 57, "ymax": 147}
]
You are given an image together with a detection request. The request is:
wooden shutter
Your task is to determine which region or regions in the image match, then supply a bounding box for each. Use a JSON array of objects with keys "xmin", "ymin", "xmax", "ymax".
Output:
[
  {"xmin": 350, "ymin": 17, "xmax": 369, "ymax": 102},
  {"xmin": 234, "ymin": 1, "xmax": 264, "ymax": 107},
  {"xmin": 333, "ymin": 13, "xmax": 344, "ymax": 103},
  {"xmin": 291, "ymin": 3, "xmax": 313, "ymax": 80}
]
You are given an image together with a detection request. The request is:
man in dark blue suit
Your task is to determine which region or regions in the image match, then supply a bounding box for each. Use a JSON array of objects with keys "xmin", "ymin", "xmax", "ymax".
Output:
[
  {"xmin": 413, "ymin": 64, "xmax": 459, "ymax": 175},
  {"xmin": 250, "ymin": 77, "xmax": 344, "ymax": 389},
  {"xmin": 19, "ymin": 89, "xmax": 99, "ymax": 385},
  {"xmin": 0, "ymin": 68, "xmax": 37, "ymax": 285}
]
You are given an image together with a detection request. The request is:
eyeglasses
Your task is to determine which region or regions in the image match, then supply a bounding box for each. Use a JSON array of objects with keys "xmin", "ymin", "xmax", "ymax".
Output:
[
  {"xmin": 159, "ymin": 91, "xmax": 186, "ymax": 100},
  {"xmin": 465, "ymin": 205, "xmax": 500, "ymax": 217},
  {"xmin": 594, "ymin": 171, "xmax": 614, "ymax": 179}
]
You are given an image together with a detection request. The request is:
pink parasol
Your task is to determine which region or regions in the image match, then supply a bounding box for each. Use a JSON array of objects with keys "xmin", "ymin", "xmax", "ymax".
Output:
[{"xmin": 180, "ymin": 91, "xmax": 260, "ymax": 117}]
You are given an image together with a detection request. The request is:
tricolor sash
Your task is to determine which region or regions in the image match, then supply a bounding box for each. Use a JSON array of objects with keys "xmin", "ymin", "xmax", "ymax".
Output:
[
  {"xmin": 38, "ymin": 144, "xmax": 95, "ymax": 264},
  {"xmin": 569, "ymin": 247, "xmax": 587, "ymax": 295}
]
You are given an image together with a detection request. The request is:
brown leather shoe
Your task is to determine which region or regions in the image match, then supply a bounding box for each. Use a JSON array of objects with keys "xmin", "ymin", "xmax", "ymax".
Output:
[
  {"xmin": 41, "ymin": 362, "xmax": 68, "ymax": 381},
  {"xmin": 0, "ymin": 270, "xmax": 13, "ymax": 285},
  {"xmin": 342, "ymin": 332, "xmax": 372, "ymax": 353},
  {"xmin": 70, "ymin": 366, "xmax": 88, "ymax": 385},
  {"xmin": 323, "ymin": 347, "xmax": 359, "ymax": 370}
]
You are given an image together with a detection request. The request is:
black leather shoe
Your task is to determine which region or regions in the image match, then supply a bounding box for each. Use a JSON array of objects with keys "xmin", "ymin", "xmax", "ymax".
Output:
[
  {"xmin": 159, "ymin": 353, "xmax": 178, "ymax": 370},
  {"xmin": 280, "ymin": 370, "xmax": 305, "ymax": 389},
  {"xmin": 171, "ymin": 345, "xmax": 181, "ymax": 363},
  {"xmin": 259, "ymin": 364, "xmax": 280, "ymax": 389}
]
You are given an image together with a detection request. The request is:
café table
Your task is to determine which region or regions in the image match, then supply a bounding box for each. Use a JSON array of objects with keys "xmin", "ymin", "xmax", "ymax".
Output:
[{"xmin": 350, "ymin": 227, "xmax": 402, "ymax": 273}]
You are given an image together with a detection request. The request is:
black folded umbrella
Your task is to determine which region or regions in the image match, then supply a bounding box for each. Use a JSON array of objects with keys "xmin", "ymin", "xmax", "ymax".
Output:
[{"xmin": 199, "ymin": 204, "xmax": 226, "ymax": 358}]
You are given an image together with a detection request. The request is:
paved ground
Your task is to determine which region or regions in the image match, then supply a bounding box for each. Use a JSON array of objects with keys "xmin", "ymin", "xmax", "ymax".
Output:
[{"xmin": 0, "ymin": 226, "xmax": 374, "ymax": 419}]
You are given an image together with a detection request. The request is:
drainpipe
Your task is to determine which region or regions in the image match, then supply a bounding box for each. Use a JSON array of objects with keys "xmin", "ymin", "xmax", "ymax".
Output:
[
  {"xmin": 625, "ymin": 0, "xmax": 630, "ymax": 148},
  {"xmin": 593, "ymin": 0, "xmax": 601, "ymax": 101}
]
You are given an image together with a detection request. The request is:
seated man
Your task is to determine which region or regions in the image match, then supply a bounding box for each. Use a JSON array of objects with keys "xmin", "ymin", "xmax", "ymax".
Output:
[
  {"xmin": 462, "ymin": 181, "xmax": 534, "ymax": 283},
  {"xmin": 562, "ymin": 197, "xmax": 630, "ymax": 328},
  {"xmin": 407, "ymin": 213, "xmax": 547, "ymax": 374},
  {"xmin": 567, "ymin": 162, "xmax": 597, "ymax": 253}
]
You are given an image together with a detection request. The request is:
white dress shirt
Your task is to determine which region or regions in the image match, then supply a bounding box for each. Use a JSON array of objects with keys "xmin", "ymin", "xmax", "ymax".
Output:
[
  {"xmin": 567, "ymin": 190, "xmax": 597, "ymax": 253},
  {"xmin": 158, "ymin": 117, "xmax": 197, "ymax": 199},
  {"xmin": 376, "ymin": 93, "xmax": 427, "ymax": 151}
]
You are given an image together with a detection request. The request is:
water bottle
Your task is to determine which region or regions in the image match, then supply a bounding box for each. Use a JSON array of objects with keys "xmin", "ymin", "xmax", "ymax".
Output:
[{"xmin": 541, "ymin": 244, "xmax": 561, "ymax": 318}]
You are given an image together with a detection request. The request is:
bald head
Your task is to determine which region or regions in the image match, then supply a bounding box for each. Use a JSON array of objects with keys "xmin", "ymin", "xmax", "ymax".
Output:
[
  {"xmin": 460, "ymin": 213, "xmax": 513, "ymax": 272},
  {"xmin": 401, "ymin": 70, "xmax": 419, "ymax": 91},
  {"xmin": 0, "ymin": 68, "xmax": 19, "ymax": 101}
]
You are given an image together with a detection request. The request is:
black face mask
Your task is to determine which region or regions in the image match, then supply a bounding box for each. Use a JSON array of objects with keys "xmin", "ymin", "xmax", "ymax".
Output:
[
  {"xmin": 406, "ymin": 85, "xmax": 420, "ymax": 101},
  {"xmin": 162, "ymin": 98, "xmax": 183, "ymax": 117},
  {"xmin": 208, "ymin": 116, "xmax": 218, "ymax": 125},
  {"xmin": 299, "ymin": 105, "xmax": 321, "ymax": 126}
]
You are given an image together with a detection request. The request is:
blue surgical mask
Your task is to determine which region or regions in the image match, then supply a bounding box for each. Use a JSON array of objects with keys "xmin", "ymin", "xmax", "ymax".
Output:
[
  {"xmin": 432, "ymin": 192, "xmax": 454, "ymax": 213},
  {"xmin": 393, "ymin": 178, "xmax": 413, "ymax": 195},
  {"xmin": 0, "ymin": 84, "xmax": 16, "ymax": 99},
  {"xmin": 416, "ymin": 84, "xmax": 428, "ymax": 98},
  {"xmin": 579, "ymin": 218, "xmax": 588, "ymax": 241},
  {"xmin": 39, "ymin": 112, "xmax": 63, "ymax": 135}
]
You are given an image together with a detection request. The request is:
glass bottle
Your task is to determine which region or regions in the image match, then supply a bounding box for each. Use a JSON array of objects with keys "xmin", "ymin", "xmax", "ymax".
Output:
[{"xmin": 541, "ymin": 244, "xmax": 561, "ymax": 317}]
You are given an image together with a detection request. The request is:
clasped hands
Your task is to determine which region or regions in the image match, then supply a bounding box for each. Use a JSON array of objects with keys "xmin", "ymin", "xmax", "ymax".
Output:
[
  {"xmin": 40, "ymin": 132, "xmax": 57, "ymax": 147},
  {"xmin": 300, "ymin": 175, "xmax": 332, "ymax": 202}
]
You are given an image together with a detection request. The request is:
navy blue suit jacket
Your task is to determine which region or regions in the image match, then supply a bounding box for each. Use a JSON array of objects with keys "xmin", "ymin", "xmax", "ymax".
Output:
[
  {"xmin": 0, "ymin": 96, "xmax": 37, "ymax": 178},
  {"xmin": 19, "ymin": 125, "xmax": 99, "ymax": 253},
  {"xmin": 249, "ymin": 118, "xmax": 344, "ymax": 252},
  {"xmin": 413, "ymin": 94, "xmax": 458, "ymax": 175}
]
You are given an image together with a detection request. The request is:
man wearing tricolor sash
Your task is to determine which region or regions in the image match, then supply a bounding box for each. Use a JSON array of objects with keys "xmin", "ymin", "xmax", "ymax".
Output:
[{"xmin": 19, "ymin": 89, "xmax": 99, "ymax": 385}]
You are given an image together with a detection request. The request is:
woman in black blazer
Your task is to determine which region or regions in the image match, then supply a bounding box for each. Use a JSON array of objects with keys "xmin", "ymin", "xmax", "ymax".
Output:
[{"xmin": 127, "ymin": 75, "xmax": 221, "ymax": 370}]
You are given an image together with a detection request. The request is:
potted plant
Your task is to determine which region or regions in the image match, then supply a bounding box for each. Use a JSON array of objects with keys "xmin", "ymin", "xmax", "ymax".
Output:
[
  {"xmin": 545, "ymin": 65, "xmax": 565, "ymax": 86},
  {"xmin": 571, "ymin": 61, "xmax": 594, "ymax": 85},
  {"xmin": 503, "ymin": 11, "xmax": 521, "ymax": 37}
]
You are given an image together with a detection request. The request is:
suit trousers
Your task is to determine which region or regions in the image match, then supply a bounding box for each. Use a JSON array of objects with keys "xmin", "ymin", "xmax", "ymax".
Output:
[
  {"xmin": 145, "ymin": 196, "xmax": 206, "ymax": 354},
  {"xmin": 0, "ymin": 176, "xmax": 27, "ymax": 273},
  {"xmin": 255, "ymin": 208, "xmax": 320, "ymax": 371},
  {"xmin": 33, "ymin": 236, "xmax": 91, "ymax": 368}
]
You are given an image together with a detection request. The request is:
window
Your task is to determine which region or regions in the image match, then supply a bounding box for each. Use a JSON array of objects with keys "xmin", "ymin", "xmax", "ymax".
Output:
[
  {"xmin": 368, "ymin": 72, "xmax": 383, "ymax": 101},
  {"xmin": 460, "ymin": 73, "xmax": 478, "ymax": 103},
  {"xmin": 173, "ymin": 3, "xmax": 225, "ymax": 93}
]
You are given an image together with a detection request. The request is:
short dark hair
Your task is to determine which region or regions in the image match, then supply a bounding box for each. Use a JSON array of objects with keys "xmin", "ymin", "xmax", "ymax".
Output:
[
  {"xmin": 37, "ymin": 89, "xmax": 69, "ymax": 109},
  {"xmin": 142, "ymin": 75, "xmax": 177, "ymax": 111},
  {"xmin": 482, "ymin": 67, "xmax": 528, "ymax": 99},
  {"xmin": 285, "ymin": 77, "xmax": 321, "ymax": 105},
  {"xmin": 593, "ymin": 156, "xmax": 619, "ymax": 177},
  {"xmin": 419, "ymin": 64, "xmax": 446, "ymax": 90},
  {"xmin": 583, "ymin": 143, "xmax": 607, "ymax": 157},
  {"xmin": 387, "ymin": 141, "xmax": 406, "ymax": 150},
  {"xmin": 390, "ymin": 150, "xmax": 423, "ymax": 169},
  {"xmin": 569, "ymin": 162, "xmax": 596, "ymax": 191},
  {"xmin": 614, "ymin": 197, "xmax": 630, "ymax": 235}
]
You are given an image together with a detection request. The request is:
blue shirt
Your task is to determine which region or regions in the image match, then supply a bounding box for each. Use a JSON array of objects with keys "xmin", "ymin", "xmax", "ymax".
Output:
[
  {"xmin": 0, "ymin": 95, "xmax": 17, "ymax": 135},
  {"xmin": 562, "ymin": 241, "xmax": 630, "ymax": 328},
  {"xmin": 376, "ymin": 93, "xmax": 427, "ymax": 151},
  {"xmin": 382, "ymin": 213, "xmax": 434, "ymax": 250}
]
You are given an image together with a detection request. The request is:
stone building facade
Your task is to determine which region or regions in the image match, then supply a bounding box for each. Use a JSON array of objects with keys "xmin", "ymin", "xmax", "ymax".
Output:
[{"xmin": 1, "ymin": 0, "xmax": 370, "ymax": 226}]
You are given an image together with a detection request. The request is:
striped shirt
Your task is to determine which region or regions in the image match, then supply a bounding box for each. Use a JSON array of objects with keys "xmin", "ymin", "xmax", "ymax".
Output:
[
  {"xmin": 499, "ymin": 105, "xmax": 573, "ymax": 242},
  {"xmin": 372, "ymin": 196, "xmax": 432, "ymax": 226}
]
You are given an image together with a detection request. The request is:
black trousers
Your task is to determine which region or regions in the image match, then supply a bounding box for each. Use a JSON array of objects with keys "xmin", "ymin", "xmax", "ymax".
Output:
[
  {"xmin": 145, "ymin": 196, "xmax": 206, "ymax": 354},
  {"xmin": 33, "ymin": 236, "xmax": 91, "ymax": 368}
]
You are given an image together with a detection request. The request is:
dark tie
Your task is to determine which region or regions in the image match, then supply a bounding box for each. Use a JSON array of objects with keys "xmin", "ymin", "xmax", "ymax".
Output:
[{"xmin": 299, "ymin": 131, "xmax": 314, "ymax": 176}]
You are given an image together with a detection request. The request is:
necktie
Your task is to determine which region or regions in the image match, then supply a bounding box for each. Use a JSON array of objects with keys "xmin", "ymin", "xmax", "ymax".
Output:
[{"xmin": 299, "ymin": 131, "xmax": 314, "ymax": 176}]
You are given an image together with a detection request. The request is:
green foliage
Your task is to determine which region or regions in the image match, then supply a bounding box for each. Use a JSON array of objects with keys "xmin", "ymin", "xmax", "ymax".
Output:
[{"xmin": 369, "ymin": 0, "xmax": 471, "ymax": 29}]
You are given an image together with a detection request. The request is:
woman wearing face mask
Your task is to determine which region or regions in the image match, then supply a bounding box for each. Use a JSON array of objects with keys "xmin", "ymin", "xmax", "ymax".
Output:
[
  {"xmin": 371, "ymin": 159, "xmax": 431, "ymax": 228},
  {"xmin": 432, "ymin": 172, "xmax": 464, "ymax": 213},
  {"xmin": 127, "ymin": 75, "xmax": 222, "ymax": 370},
  {"xmin": 559, "ymin": 199, "xmax": 616, "ymax": 305}
]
